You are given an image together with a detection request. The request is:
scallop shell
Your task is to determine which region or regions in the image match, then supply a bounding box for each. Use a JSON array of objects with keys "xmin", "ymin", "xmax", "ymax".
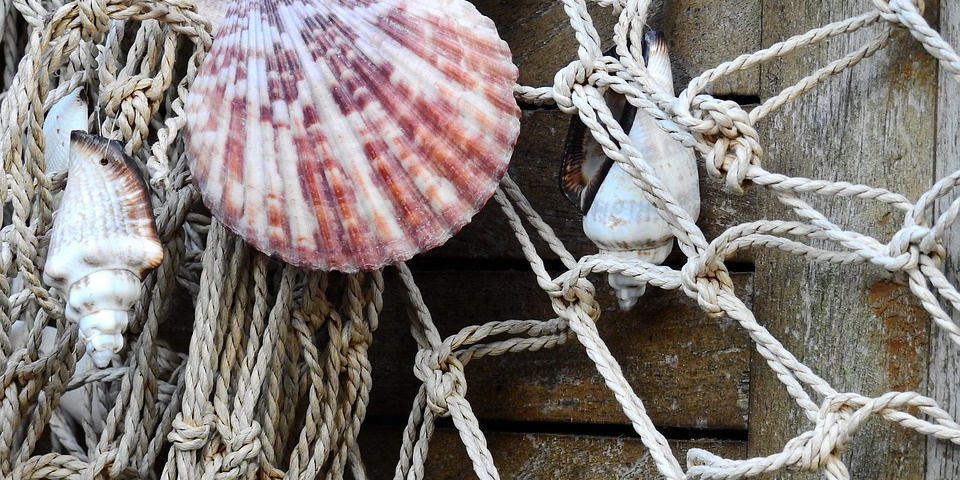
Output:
[
  {"xmin": 185, "ymin": 0, "xmax": 521, "ymax": 272},
  {"xmin": 42, "ymin": 88, "xmax": 88, "ymax": 173},
  {"xmin": 43, "ymin": 132, "xmax": 163, "ymax": 368},
  {"xmin": 561, "ymin": 32, "xmax": 700, "ymax": 310}
]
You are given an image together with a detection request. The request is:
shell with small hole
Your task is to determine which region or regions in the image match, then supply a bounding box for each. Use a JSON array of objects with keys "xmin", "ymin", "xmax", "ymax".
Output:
[
  {"xmin": 184, "ymin": 0, "xmax": 521, "ymax": 272},
  {"xmin": 42, "ymin": 132, "xmax": 163, "ymax": 368},
  {"xmin": 561, "ymin": 31, "xmax": 700, "ymax": 310}
]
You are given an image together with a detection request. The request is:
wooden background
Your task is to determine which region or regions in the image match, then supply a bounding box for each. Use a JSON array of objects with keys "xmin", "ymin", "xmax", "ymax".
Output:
[{"xmin": 352, "ymin": 0, "xmax": 960, "ymax": 478}]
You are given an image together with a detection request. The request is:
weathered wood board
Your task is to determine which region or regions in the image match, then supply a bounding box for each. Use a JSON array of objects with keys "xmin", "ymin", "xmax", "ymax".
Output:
[
  {"xmin": 472, "ymin": 0, "xmax": 761, "ymax": 94},
  {"xmin": 368, "ymin": 271, "xmax": 753, "ymax": 430},
  {"xmin": 748, "ymin": 1, "xmax": 939, "ymax": 478},
  {"xmin": 927, "ymin": 2, "xmax": 960, "ymax": 478},
  {"xmin": 357, "ymin": 426, "xmax": 747, "ymax": 479}
]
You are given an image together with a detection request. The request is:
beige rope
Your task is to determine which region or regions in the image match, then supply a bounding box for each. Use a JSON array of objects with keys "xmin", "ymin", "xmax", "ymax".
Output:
[{"xmin": 1, "ymin": 0, "xmax": 960, "ymax": 478}]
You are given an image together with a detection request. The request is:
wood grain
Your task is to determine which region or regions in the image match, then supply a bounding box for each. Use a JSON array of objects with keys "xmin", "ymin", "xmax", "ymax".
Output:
[
  {"xmin": 748, "ymin": 1, "xmax": 937, "ymax": 478},
  {"xmin": 659, "ymin": 0, "xmax": 762, "ymax": 96},
  {"xmin": 358, "ymin": 425, "xmax": 746, "ymax": 479},
  {"xmin": 368, "ymin": 270, "xmax": 753, "ymax": 430},
  {"xmin": 927, "ymin": 1, "xmax": 960, "ymax": 477},
  {"xmin": 473, "ymin": 0, "xmax": 761, "ymax": 95},
  {"xmin": 472, "ymin": 0, "xmax": 618, "ymax": 88}
]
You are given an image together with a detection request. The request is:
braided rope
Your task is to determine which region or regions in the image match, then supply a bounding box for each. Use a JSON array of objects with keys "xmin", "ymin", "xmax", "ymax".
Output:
[{"xmin": 0, "ymin": 0, "xmax": 957, "ymax": 478}]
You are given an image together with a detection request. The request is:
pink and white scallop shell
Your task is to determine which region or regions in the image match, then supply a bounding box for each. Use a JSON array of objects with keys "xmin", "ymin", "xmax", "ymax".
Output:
[{"xmin": 185, "ymin": 0, "xmax": 521, "ymax": 272}]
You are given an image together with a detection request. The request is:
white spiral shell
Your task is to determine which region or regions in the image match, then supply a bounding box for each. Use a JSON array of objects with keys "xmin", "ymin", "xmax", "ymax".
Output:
[
  {"xmin": 43, "ymin": 132, "xmax": 163, "ymax": 368},
  {"xmin": 42, "ymin": 88, "xmax": 88, "ymax": 173},
  {"xmin": 561, "ymin": 32, "xmax": 701, "ymax": 310}
]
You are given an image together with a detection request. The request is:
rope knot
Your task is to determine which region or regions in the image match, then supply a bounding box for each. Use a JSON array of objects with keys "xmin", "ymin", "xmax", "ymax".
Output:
[
  {"xmin": 680, "ymin": 258, "xmax": 733, "ymax": 318},
  {"xmin": 414, "ymin": 347, "xmax": 466, "ymax": 416},
  {"xmin": 552, "ymin": 274, "xmax": 600, "ymax": 322},
  {"xmin": 789, "ymin": 394, "xmax": 859, "ymax": 473},
  {"xmin": 76, "ymin": 0, "xmax": 110, "ymax": 41},
  {"xmin": 687, "ymin": 95, "xmax": 763, "ymax": 193},
  {"xmin": 169, "ymin": 413, "xmax": 213, "ymax": 451},
  {"xmin": 220, "ymin": 421, "xmax": 263, "ymax": 473},
  {"xmin": 100, "ymin": 77, "xmax": 156, "ymax": 119},
  {"xmin": 553, "ymin": 59, "xmax": 599, "ymax": 114},
  {"xmin": 884, "ymin": 225, "xmax": 934, "ymax": 272}
]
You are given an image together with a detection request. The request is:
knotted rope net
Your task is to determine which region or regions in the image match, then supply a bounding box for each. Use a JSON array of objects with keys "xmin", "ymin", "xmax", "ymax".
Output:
[{"xmin": 0, "ymin": 0, "xmax": 958, "ymax": 478}]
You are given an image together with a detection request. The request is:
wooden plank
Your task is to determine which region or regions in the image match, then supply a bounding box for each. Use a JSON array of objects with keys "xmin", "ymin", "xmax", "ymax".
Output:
[
  {"xmin": 474, "ymin": 0, "xmax": 761, "ymax": 95},
  {"xmin": 472, "ymin": 0, "xmax": 619, "ymax": 88},
  {"xmin": 368, "ymin": 270, "xmax": 752, "ymax": 430},
  {"xmin": 426, "ymin": 109, "xmax": 763, "ymax": 262},
  {"xmin": 655, "ymin": 0, "xmax": 762, "ymax": 96},
  {"xmin": 749, "ymin": 1, "xmax": 936, "ymax": 477},
  {"xmin": 927, "ymin": 1, "xmax": 960, "ymax": 477},
  {"xmin": 358, "ymin": 425, "xmax": 747, "ymax": 479}
]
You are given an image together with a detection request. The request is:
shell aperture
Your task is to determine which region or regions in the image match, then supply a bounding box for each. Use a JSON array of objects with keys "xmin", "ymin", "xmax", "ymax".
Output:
[
  {"xmin": 560, "ymin": 31, "xmax": 701, "ymax": 310},
  {"xmin": 42, "ymin": 88, "xmax": 88, "ymax": 173},
  {"xmin": 184, "ymin": 0, "xmax": 522, "ymax": 272},
  {"xmin": 43, "ymin": 132, "xmax": 163, "ymax": 368},
  {"xmin": 560, "ymin": 78, "xmax": 634, "ymax": 214}
]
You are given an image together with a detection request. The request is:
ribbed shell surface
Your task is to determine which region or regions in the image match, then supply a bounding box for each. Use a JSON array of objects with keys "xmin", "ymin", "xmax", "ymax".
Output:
[
  {"xmin": 43, "ymin": 133, "xmax": 163, "ymax": 291},
  {"xmin": 185, "ymin": 0, "xmax": 521, "ymax": 272}
]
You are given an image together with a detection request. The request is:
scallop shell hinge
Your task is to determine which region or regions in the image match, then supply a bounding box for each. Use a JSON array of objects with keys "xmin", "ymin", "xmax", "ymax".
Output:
[
  {"xmin": 560, "ymin": 31, "xmax": 701, "ymax": 310},
  {"xmin": 184, "ymin": 0, "xmax": 522, "ymax": 272},
  {"xmin": 43, "ymin": 132, "xmax": 163, "ymax": 368}
]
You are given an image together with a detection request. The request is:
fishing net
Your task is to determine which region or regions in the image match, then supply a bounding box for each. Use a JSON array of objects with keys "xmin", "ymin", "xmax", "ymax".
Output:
[{"xmin": 0, "ymin": 0, "xmax": 958, "ymax": 478}]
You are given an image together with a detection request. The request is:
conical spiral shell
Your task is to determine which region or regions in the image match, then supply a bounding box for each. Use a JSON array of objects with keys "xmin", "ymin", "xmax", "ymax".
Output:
[
  {"xmin": 561, "ymin": 32, "xmax": 700, "ymax": 310},
  {"xmin": 185, "ymin": 0, "xmax": 521, "ymax": 272},
  {"xmin": 43, "ymin": 132, "xmax": 163, "ymax": 367}
]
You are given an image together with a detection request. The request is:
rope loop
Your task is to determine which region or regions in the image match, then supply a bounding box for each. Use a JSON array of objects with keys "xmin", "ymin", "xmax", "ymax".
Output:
[
  {"xmin": 794, "ymin": 394, "xmax": 856, "ymax": 473},
  {"xmin": 873, "ymin": 0, "xmax": 925, "ymax": 25},
  {"xmin": 549, "ymin": 274, "xmax": 600, "ymax": 325},
  {"xmin": 553, "ymin": 57, "xmax": 601, "ymax": 114}
]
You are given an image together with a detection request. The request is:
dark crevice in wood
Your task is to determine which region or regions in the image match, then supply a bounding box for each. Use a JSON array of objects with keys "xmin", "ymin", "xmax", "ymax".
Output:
[
  {"xmin": 518, "ymin": 94, "xmax": 763, "ymax": 111},
  {"xmin": 718, "ymin": 261, "xmax": 755, "ymax": 273},
  {"xmin": 407, "ymin": 257, "xmax": 754, "ymax": 274},
  {"xmin": 708, "ymin": 94, "xmax": 762, "ymax": 107},
  {"xmin": 363, "ymin": 415, "xmax": 748, "ymax": 442},
  {"xmin": 518, "ymin": 100, "xmax": 560, "ymax": 111},
  {"xmin": 405, "ymin": 256, "xmax": 569, "ymax": 272}
]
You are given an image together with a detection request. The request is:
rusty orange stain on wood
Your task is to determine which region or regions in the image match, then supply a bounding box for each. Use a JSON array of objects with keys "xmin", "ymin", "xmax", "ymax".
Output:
[{"xmin": 868, "ymin": 279, "xmax": 928, "ymax": 393}]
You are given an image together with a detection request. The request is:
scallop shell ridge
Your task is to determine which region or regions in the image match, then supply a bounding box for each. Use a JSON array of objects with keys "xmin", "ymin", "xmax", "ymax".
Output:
[{"xmin": 185, "ymin": 0, "xmax": 522, "ymax": 272}]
